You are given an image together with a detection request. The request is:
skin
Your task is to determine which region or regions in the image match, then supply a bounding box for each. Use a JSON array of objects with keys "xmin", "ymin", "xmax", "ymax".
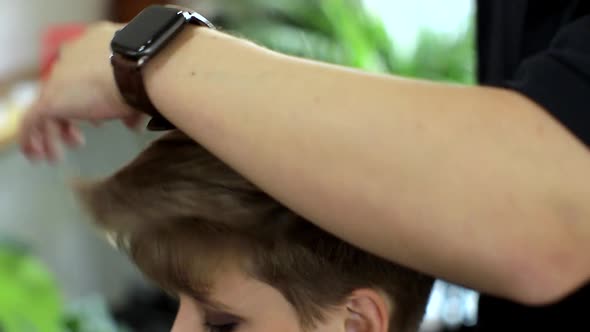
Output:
[
  {"xmin": 20, "ymin": 22, "xmax": 590, "ymax": 305},
  {"xmin": 170, "ymin": 266, "xmax": 390, "ymax": 332}
]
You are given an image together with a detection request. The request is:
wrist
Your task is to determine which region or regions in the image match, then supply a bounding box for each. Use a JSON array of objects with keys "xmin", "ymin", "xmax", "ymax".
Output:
[
  {"xmin": 90, "ymin": 23, "xmax": 134, "ymax": 114},
  {"xmin": 142, "ymin": 26, "xmax": 283, "ymax": 125},
  {"xmin": 108, "ymin": 6, "xmax": 216, "ymax": 124},
  {"xmin": 143, "ymin": 26, "xmax": 216, "ymax": 107}
]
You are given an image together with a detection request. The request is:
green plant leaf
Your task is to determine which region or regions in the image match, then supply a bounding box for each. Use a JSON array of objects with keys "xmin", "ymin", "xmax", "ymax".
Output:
[
  {"xmin": 0, "ymin": 247, "xmax": 63, "ymax": 332},
  {"xmin": 216, "ymin": 0, "xmax": 474, "ymax": 83}
]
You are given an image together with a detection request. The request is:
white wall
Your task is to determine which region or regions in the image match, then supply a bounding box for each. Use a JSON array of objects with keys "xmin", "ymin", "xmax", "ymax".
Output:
[
  {"xmin": 0, "ymin": 0, "xmax": 109, "ymax": 77},
  {"xmin": 0, "ymin": 122, "xmax": 154, "ymax": 304}
]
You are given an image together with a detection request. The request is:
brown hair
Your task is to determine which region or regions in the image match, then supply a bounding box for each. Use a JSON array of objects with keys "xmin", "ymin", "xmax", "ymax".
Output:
[{"xmin": 75, "ymin": 130, "xmax": 433, "ymax": 332}]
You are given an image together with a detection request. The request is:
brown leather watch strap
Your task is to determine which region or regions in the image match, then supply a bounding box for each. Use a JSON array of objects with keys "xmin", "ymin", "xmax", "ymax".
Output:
[
  {"xmin": 111, "ymin": 8, "xmax": 214, "ymax": 131},
  {"xmin": 111, "ymin": 53, "xmax": 160, "ymax": 117},
  {"xmin": 146, "ymin": 115, "xmax": 175, "ymax": 131}
]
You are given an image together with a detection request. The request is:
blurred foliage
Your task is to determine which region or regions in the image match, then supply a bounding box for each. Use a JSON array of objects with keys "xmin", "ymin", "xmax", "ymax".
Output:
[
  {"xmin": 0, "ymin": 240, "xmax": 121, "ymax": 332},
  {"xmin": 395, "ymin": 23, "xmax": 476, "ymax": 84},
  {"xmin": 0, "ymin": 240, "xmax": 62, "ymax": 332},
  {"xmin": 214, "ymin": 0, "xmax": 475, "ymax": 83}
]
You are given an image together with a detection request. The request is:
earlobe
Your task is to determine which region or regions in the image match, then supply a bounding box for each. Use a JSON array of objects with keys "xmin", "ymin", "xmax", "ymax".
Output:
[{"xmin": 344, "ymin": 289, "xmax": 390, "ymax": 332}]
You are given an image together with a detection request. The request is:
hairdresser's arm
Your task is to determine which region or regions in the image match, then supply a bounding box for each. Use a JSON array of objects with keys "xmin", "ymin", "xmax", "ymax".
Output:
[
  {"xmin": 147, "ymin": 27, "xmax": 590, "ymax": 305},
  {"xmin": 22, "ymin": 24, "xmax": 590, "ymax": 305}
]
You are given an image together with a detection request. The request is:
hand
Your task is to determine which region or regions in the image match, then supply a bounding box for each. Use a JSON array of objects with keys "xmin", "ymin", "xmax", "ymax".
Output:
[{"xmin": 20, "ymin": 22, "xmax": 145, "ymax": 162}]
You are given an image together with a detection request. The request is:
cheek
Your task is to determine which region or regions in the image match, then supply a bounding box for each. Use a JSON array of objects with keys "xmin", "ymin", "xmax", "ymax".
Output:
[
  {"xmin": 171, "ymin": 299, "xmax": 205, "ymax": 332},
  {"xmin": 247, "ymin": 315, "xmax": 302, "ymax": 332},
  {"xmin": 242, "ymin": 304, "xmax": 303, "ymax": 332},
  {"xmin": 244, "ymin": 308, "xmax": 341, "ymax": 332},
  {"xmin": 307, "ymin": 309, "xmax": 350, "ymax": 332},
  {"xmin": 309, "ymin": 320, "xmax": 345, "ymax": 332}
]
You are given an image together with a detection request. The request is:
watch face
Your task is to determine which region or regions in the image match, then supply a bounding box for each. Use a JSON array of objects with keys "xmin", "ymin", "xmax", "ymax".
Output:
[{"xmin": 111, "ymin": 5, "xmax": 185, "ymax": 59}]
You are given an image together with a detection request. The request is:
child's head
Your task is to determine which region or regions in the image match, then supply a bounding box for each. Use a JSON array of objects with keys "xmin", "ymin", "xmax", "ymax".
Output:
[{"xmin": 76, "ymin": 131, "xmax": 433, "ymax": 332}]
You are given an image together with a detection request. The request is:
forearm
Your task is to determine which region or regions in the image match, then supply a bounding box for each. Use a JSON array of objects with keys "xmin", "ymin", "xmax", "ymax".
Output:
[{"xmin": 146, "ymin": 27, "xmax": 590, "ymax": 303}]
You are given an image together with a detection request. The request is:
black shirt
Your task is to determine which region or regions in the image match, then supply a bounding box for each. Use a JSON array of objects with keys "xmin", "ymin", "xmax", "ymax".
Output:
[{"xmin": 476, "ymin": 0, "xmax": 590, "ymax": 330}]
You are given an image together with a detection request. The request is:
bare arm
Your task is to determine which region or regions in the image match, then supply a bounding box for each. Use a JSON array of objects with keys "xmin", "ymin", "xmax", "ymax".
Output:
[{"xmin": 143, "ymin": 27, "xmax": 590, "ymax": 305}]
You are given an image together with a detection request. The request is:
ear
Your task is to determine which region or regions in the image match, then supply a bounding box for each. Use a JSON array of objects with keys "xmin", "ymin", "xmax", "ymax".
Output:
[{"xmin": 344, "ymin": 289, "xmax": 391, "ymax": 332}]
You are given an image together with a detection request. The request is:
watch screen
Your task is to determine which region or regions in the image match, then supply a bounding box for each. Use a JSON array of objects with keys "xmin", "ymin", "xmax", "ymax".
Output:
[{"xmin": 112, "ymin": 6, "xmax": 184, "ymax": 58}]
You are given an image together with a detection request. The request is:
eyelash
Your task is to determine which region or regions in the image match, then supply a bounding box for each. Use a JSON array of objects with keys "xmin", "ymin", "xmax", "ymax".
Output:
[{"xmin": 204, "ymin": 322, "xmax": 238, "ymax": 332}]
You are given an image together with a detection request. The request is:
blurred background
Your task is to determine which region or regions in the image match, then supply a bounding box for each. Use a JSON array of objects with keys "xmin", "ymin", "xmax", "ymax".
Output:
[{"xmin": 0, "ymin": 0, "xmax": 477, "ymax": 331}]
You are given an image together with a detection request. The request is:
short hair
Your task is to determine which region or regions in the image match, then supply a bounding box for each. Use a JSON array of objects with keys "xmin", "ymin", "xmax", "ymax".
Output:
[{"xmin": 75, "ymin": 131, "xmax": 433, "ymax": 332}]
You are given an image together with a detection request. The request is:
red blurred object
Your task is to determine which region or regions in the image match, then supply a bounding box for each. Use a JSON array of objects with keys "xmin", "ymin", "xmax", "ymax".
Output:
[{"xmin": 40, "ymin": 24, "xmax": 87, "ymax": 80}]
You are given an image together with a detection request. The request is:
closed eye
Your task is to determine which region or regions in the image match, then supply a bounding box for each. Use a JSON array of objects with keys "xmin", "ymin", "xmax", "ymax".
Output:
[{"xmin": 204, "ymin": 322, "xmax": 238, "ymax": 332}]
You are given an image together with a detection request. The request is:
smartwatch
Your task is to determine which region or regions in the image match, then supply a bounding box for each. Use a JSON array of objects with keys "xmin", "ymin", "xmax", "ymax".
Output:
[{"xmin": 110, "ymin": 5, "xmax": 214, "ymax": 130}]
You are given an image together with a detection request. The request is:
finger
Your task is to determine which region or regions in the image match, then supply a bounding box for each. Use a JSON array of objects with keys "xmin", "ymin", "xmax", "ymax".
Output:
[
  {"xmin": 122, "ymin": 113, "xmax": 146, "ymax": 130},
  {"xmin": 21, "ymin": 139, "xmax": 36, "ymax": 158},
  {"xmin": 19, "ymin": 104, "xmax": 44, "ymax": 160},
  {"xmin": 38, "ymin": 119, "xmax": 61, "ymax": 162},
  {"xmin": 19, "ymin": 84, "xmax": 52, "ymax": 151},
  {"xmin": 19, "ymin": 116, "xmax": 37, "ymax": 158},
  {"xmin": 49, "ymin": 120, "xmax": 65, "ymax": 162},
  {"xmin": 58, "ymin": 119, "xmax": 85, "ymax": 147},
  {"xmin": 19, "ymin": 98, "xmax": 38, "ymax": 151},
  {"xmin": 24, "ymin": 122, "xmax": 45, "ymax": 162},
  {"xmin": 90, "ymin": 119, "xmax": 103, "ymax": 127}
]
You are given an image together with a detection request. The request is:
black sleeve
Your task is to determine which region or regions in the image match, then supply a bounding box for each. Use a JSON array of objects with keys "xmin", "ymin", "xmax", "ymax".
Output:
[{"xmin": 503, "ymin": 15, "xmax": 590, "ymax": 146}]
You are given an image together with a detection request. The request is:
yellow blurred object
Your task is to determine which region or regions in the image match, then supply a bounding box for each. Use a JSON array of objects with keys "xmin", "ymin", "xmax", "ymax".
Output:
[{"xmin": 0, "ymin": 104, "xmax": 25, "ymax": 151}]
